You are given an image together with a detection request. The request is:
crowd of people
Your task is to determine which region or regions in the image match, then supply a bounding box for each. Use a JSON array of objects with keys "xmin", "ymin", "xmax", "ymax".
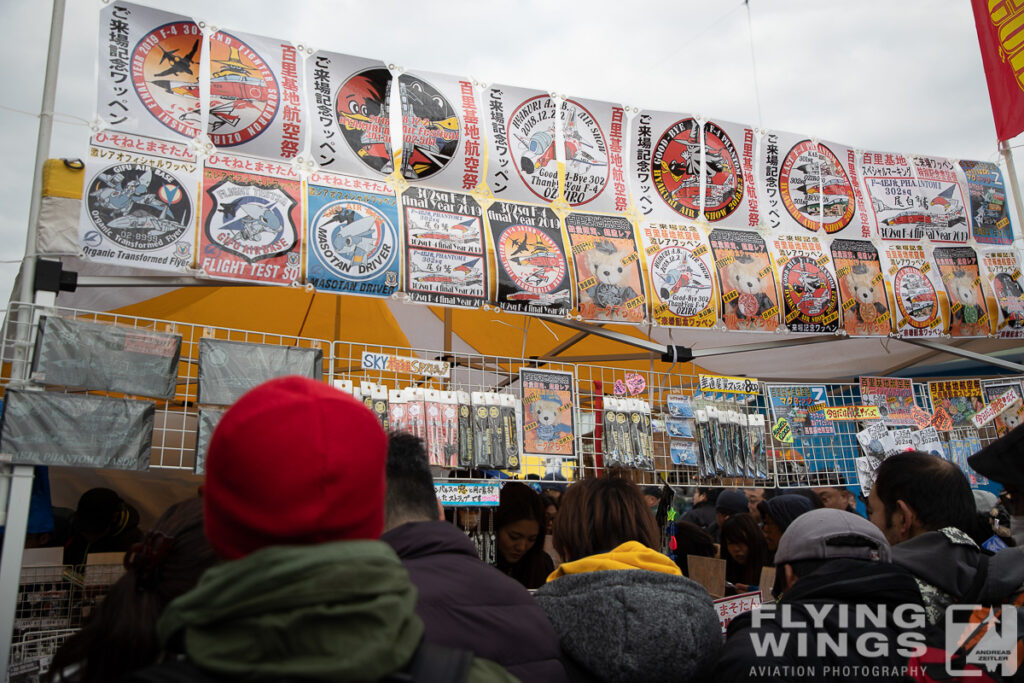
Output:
[{"xmin": 36, "ymin": 376, "xmax": 1024, "ymax": 682}]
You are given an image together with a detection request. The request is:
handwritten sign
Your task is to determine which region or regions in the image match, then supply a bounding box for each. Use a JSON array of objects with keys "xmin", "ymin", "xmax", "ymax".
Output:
[
  {"xmin": 624, "ymin": 373, "xmax": 646, "ymax": 395},
  {"xmin": 699, "ymin": 374, "xmax": 760, "ymax": 394},
  {"xmin": 910, "ymin": 405, "xmax": 932, "ymax": 430},
  {"xmin": 771, "ymin": 418, "xmax": 794, "ymax": 443},
  {"xmin": 971, "ymin": 388, "xmax": 1022, "ymax": 428},
  {"xmin": 361, "ymin": 352, "xmax": 450, "ymax": 378},
  {"xmin": 435, "ymin": 482, "xmax": 501, "ymax": 507},
  {"xmin": 822, "ymin": 405, "xmax": 882, "ymax": 421},
  {"xmin": 714, "ymin": 591, "xmax": 762, "ymax": 634},
  {"xmin": 930, "ymin": 407, "xmax": 953, "ymax": 432},
  {"xmin": 613, "ymin": 379, "xmax": 627, "ymax": 396}
]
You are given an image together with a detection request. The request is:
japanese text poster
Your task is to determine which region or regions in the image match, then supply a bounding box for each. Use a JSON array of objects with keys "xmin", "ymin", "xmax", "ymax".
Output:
[
  {"xmin": 487, "ymin": 201, "xmax": 571, "ymax": 316},
  {"xmin": 831, "ymin": 239, "xmax": 892, "ymax": 336},
  {"xmin": 640, "ymin": 223, "xmax": 717, "ymax": 328},
  {"xmin": 709, "ymin": 228, "xmax": 779, "ymax": 332},
  {"xmin": 566, "ymin": 214, "xmax": 645, "ymax": 324}
]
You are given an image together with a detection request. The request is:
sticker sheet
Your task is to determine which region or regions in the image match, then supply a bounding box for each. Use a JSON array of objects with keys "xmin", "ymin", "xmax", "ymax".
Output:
[
  {"xmin": 767, "ymin": 384, "xmax": 835, "ymax": 437},
  {"xmin": 79, "ymin": 143, "xmax": 197, "ymax": 273},
  {"xmin": 859, "ymin": 376, "xmax": 916, "ymax": 427},
  {"xmin": 639, "ymin": 223, "xmax": 716, "ymax": 327},
  {"xmin": 760, "ymin": 131, "xmax": 821, "ymax": 234},
  {"xmin": 306, "ymin": 171, "xmax": 400, "ymax": 297},
  {"xmin": 770, "ymin": 234, "xmax": 840, "ymax": 333},
  {"xmin": 401, "ymin": 187, "xmax": 486, "ymax": 307},
  {"xmin": 959, "ymin": 160, "xmax": 1016, "ymax": 245},
  {"xmin": 933, "ymin": 246, "xmax": 992, "ymax": 337},
  {"xmin": 487, "ymin": 201, "xmax": 572, "ymax": 316},
  {"xmin": 560, "ymin": 97, "xmax": 628, "ymax": 212},
  {"xmin": 98, "ymin": 2, "xmax": 202, "ymax": 142},
  {"xmin": 306, "ymin": 51, "xmax": 394, "ymax": 176},
  {"xmin": 630, "ymin": 109, "xmax": 702, "ymax": 223},
  {"xmin": 831, "ymin": 239, "xmax": 892, "ymax": 336},
  {"xmin": 818, "ymin": 139, "xmax": 869, "ymax": 239},
  {"xmin": 927, "ymin": 379, "xmax": 985, "ymax": 428},
  {"xmin": 206, "ymin": 30, "xmax": 305, "ymax": 160},
  {"xmin": 566, "ymin": 214, "xmax": 645, "ymax": 323},
  {"xmin": 860, "ymin": 152, "xmax": 929, "ymax": 241},
  {"xmin": 521, "ymin": 369, "xmax": 575, "ymax": 458},
  {"xmin": 979, "ymin": 248, "xmax": 1024, "ymax": 338},
  {"xmin": 199, "ymin": 153, "xmax": 302, "ymax": 285},
  {"xmin": 484, "ymin": 84, "xmax": 559, "ymax": 204},
  {"xmin": 709, "ymin": 228, "xmax": 780, "ymax": 332},
  {"xmin": 981, "ymin": 378, "xmax": 1024, "ymax": 437},
  {"xmin": 910, "ymin": 155, "xmax": 970, "ymax": 243},
  {"xmin": 880, "ymin": 243, "xmax": 945, "ymax": 338},
  {"xmin": 700, "ymin": 118, "xmax": 760, "ymax": 227}
]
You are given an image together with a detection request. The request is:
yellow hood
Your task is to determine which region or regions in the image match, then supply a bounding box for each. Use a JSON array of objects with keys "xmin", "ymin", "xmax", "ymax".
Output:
[{"xmin": 547, "ymin": 541, "xmax": 682, "ymax": 581}]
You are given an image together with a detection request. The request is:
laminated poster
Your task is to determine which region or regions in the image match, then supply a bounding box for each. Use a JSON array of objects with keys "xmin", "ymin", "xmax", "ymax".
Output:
[
  {"xmin": 401, "ymin": 186, "xmax": 486, "ymax": 307},
  {"xmin": 880, "ymin": 243, "xmax": 945, "ymax": 338},
  {"xmin": 820, "ymin": 139, "xmax": 872, "ymax": 240},
  {"xmin": 709, "ymin": 228, "xmax": 780, "ymax": 332},
  {"xmin": 910, "ymin": 155, "xmax": 970, "ymax": 243},
  {"xmin": 927, "ymin": 379, "xmax": 984, "ymax": 429},
  {"xmin": 831, "ymin": 239, "xmax": 893, "ymax": 337},
  {"xmin": 640, "ymin": 223, "xmax": 716, "ymax": 328},
  {"xmin": 566, "ymin": 214, "xmax": 645, "ymax": 324},
  {"xmin": 485, "ymin": 84, "xmax": 558, "ymax": 204},
  {"xmin": 769, "ymin": 235, "xmax": 840, "ymax": 333},
  {"xmin": 487, "ymin": 201, "xmax": 571, "ymax": 316},
  {"xmin": 979, "ymin": 248, "xmax": 1024, "ymax": 338},
  {"xmin": 767, "ymin": 384, "xmax": 834, "ymax": 437},
  {"xmin": 97, "ymin": 2, "xmax": 202, "ymax": 142},
  {"xmin": 520, "ymin": 369, "xmax": 575, "ymax": 458},
  {"xmin": 860, "ymin": 152, "xmax": 929, "ymax": 242},
  {"xmin": 981, "ymin": 378, "xmax": 1024, "ymax": 437},
  {"xmin": 79, "ymin": 145, "xmax": 197, "ymax": 273},
  {"xmin": 306, "ymin": 171, "xmax": 400, "ymax": 297},
  {"xmin": 199, "ymin": 154, "xmax": 302, "ymax": 285},
  {"xmin": 933, "ymin": 246, "xmax": 992, "ymax": 337},
  {"xmin": 206, "ymin": 29, "xmax": 305, "ymax": 160},
  {"xmin": 561, "ymin": 97, "xmax": 628, "ymax": 212},
  {"xmin": 959, "ymin": 160, "xmax": 1015, "ymax": 245},
  {"xmin": 630, "ymin": 110, "xmax": 702, "ymax": 223},
  {"xmin": 859, "ymin": 376, "xmax": 916, "ymax": 427},
  {"xmin": 701, "ymin": 118, "xmax": 760, "ymax": 228},
  {"xmin": 306, "ymin": 50, "xmax": 394, "ymax": 176},
  {"xmin": 399, "ymin": 70, "xmax": 483, "ymax": 192},
  {"xmin": 760, "ymin": 131, "xmax": 824, "ymax": 234}
]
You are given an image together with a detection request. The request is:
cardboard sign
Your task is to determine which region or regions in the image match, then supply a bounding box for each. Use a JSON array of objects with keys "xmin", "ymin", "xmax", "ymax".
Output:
[
  {"xmin": 910, "ymin": 405, "xmax": 932, "ymax": 430},
  {"xmin": 688, "ymin": 555, "xmax": 726, "ymax": 599},
  {"xmin": 971, "ymin": 388, "xmax": 1022, "ymax": 428},
  {"xmin": 714, "ymin": 591, "xmax": 763, "ymax": 634},
  {"xmin": 822, "ymin": 405, "xmax": 882, "ymax": 421},
  {"xmin": 771, "ymin": 418, "xmax": 794, "ymax": 443},
  {"xmin": 360, "ymin": 352, "xmax": 451, "ymax": 378},
  {"xmin": 699, "ymin": 374, "xmax": 760, "ymax": 394},
  {"xmin": 930, "ymin": 407, "xmax": 954, "ymax": 432},
  {"xmin": 435, "ymin": 482, "xmax": 501, "ymax": 507}
]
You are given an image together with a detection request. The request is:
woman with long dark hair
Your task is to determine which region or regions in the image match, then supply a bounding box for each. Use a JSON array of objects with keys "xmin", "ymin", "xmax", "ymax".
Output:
[
  {"xmin": 720, "ymin": 512, "xmax": 769, "ymax": 594},
  {"xmin": 494, "ymin": 482, "xmax": 553, "ymax": 589}
]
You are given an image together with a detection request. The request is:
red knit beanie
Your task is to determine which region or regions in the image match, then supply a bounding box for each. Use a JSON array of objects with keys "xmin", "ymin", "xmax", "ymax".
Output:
[{"xmin": 203, "ymin": 375, "xmax": 386, "ymax": 559}]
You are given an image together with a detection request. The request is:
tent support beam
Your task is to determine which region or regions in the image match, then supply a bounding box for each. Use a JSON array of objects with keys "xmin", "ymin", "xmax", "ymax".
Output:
[
  {"xmin": 880, "ymin": 339, "xmax": 969, "ymax": 376},
  {"xmin": 685, "ymin": 334, "xmax": 841, "ymax": 360},
  {"xmin": 75, "ymin": 276, "xmax": 255, "ymax": 287},
  {"xmin": 547, "ymin": 318, "xmax": 667, "ymax": 355},
  {"xmin": 897, "ymin": 339, "xmax": 1024, "ymax": 373}
]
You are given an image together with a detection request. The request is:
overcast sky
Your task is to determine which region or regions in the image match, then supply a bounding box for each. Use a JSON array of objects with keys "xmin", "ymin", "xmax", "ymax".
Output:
[{"xmin": 1, "ymin": 0, "xmax": 1020, "ymax": 308}]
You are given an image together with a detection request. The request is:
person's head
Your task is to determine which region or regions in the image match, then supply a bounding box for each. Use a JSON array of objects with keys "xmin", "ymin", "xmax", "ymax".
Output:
[
  {"xmin": 203, "ymin": 376, "xmax": 387, "ymax": 559},
  {"xmin": 715, "ymin": 489, "xmax": 750, "ymax": 528},
  {"xmin": 757, "ymin": 494, "xmax": 815, "ymax": 550},
  {"xmin": 720, "ymin": 513, "xmax": 769, "ymax": 587},
  {"xmin": 495, "ymin": 482, "xmax": 546, "ymax": 566},
  {"xmin": 672, "ymin": 521, "xmax": 716, "ymax": 576},
  {"xmin": 745, "ymin": 488, "xmax": 765, "ymax": 520},
  {"xmin": 384, "ymin": 432, "xmax": 441, "ymax": 531},
  {"xmin": 812, "ymin": 486, "xmax": 856, "ymax": 512},
  {"xmin": 867, "ymin": 450, "xmax": 974, "ymax": 546},
  {"xmin": 694, "ymin": 486, "xmax": 721, "ymax": 506},
  {"xmin": 540, "ymin": 494, "xmax": 559, "ymax": 535},
  {"xmin": 73, "ymin": 488, "xmax": 131, "ymax": 542},
  {"xmin": 553, "ymin": 477, "xmax": 659, "ymax": 562},
  {"xmin": 774, "ymin": 508, "xmax": 891, "ymax": 591},
  {"xmin": 541, "ymin": 485, "xmax": 565, "ymax": 506}
]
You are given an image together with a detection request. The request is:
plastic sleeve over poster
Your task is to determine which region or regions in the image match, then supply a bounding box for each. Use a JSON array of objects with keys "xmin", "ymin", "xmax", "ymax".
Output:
[
  {"xmin": 194, "ymin": 408, "xmax": 225, "ymax": 475},
  {"xmin": 879, "ymin": 243, "xmax": 947, "ymax": 338},
  {"xmin": 197, "ymin": 338, "xmax": 323, "ymax": 405},
  {"xmin": 629, "ymin": 109, "xmax": 703, "ymax": 224},
  {"xmin": 708, "ymin": 228, "xmax": 780, "ymax": 332},
  {"xmin": 932, "ymin": 246, "xmax": 993, "ymax": 337},
  {"xmin": 485, "ymin": 84, "xmax": 559, "ymax": 204},
  {"xmin": 638, "ymin": 223, "xmax": 716, "ymax": 328},
  {"xmin": 700, "ymin": 118, "xmax": 760, "ymax": 228},
  {"xmin": 559, "ymin": 96, "xmax": 629, "ymax": 213},
  {"xmin": 978, "ymin": 247, "xmax": 1024, "ymax": 338},
  {"xmin": 769, "ymin": 235, "xmax": 841, "ymax": 334},
  {"xmin": 566, "ymin": 214, "xmax": 645, "ymax": 324},
  {"xmin": 0, "ymin": 390, "xmax": 154, "ymax": 470}
]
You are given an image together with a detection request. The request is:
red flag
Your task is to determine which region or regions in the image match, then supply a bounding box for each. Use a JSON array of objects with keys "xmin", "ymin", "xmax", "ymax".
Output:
[{"xmin": 972, "ymin": 1, "xmax": 1024, "ymax": 141}]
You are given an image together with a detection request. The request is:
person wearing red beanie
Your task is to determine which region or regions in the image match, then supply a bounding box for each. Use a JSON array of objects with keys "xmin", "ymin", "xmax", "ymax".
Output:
[{"xmin": 126, "ymin": 376, "xmax": 517, "ymax": 683}]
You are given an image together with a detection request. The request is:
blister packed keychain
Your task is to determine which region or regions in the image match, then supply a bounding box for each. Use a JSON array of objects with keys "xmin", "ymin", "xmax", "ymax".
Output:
[
  {"xmin": 499, "ymin": 394, "xmax": 520, "ymax": 470},
  {"xmin": 472, "ymin": 392, "xmax": 494, "ymax": 468},
  {"xmin": 458, "ymin": 390, "xmax": 474, "ymax": 468},
  {"xmin": 694, "ymin": 395, "xmax": 713, "ymax": 479},
  {"xmin": 602, "ymin": 398, "xmax": 622, "ymax": 467}
]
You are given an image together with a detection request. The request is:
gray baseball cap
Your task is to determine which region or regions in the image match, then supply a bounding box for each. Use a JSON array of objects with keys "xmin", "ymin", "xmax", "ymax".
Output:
[{"xmin": 774, "ymin": 508, "xmax": 891, "ymax": 566}]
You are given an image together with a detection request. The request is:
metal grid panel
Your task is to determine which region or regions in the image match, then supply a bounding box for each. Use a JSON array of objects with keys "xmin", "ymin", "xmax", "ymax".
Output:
[{"xmin": 14, "ymin": 565, "xmax": 122, "ymax": 640}]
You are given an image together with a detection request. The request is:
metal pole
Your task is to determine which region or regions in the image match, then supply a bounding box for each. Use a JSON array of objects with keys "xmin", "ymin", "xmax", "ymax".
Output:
[{"xmin": 998, "ymin": 140, "xmax": 1024, "ymax": 240}]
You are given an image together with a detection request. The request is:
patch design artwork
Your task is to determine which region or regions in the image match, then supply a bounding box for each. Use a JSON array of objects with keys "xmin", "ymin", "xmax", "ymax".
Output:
[
  {"xmin": 508, "ymin": 95, "xmax": 560, "ymax": 201},
  {"xmin": 86, "ymin": 163, "xmax": 192, "ymax": 250},
  {"xmin": 498, "ymin": 226, "xmax": 566, "ymax": 294},
  {"xmin": 893, "ymin": 266, "xmax": 938, "ymax": 330},
  {"xmin": 130, "ymin": 21, "xmax": 204, "ymax": 138},
  {"xmin": 650, "ymin": 118, "xmax": 702, "ymax": 219},
  {"xmin": 310, "ymin": 201, "xmax": 397, "ymax": 283},
  {"xmin": 561, "ymin": 100, "xmax": 610, "ymax": 206},
  {"xmin": 400, "ymin": 75, "xmax": 460, "ymax": 181},
  {"xmin": 780, "ymin": 257, "xmax": 839, "ymax": 332},
  {"xmin": 204, "ymin": 179, "xmax": 296, "ymax": 262},
  {"xmin": 652, "ymin": 248, "xmax": 714, "ymax": 322},
  {"xmin": 206, "ymin": 32, "xmax": 279, "ymax": 147},
  {"xmin": 778, "ymin": 140, "xmax": 822, "ymax": 232},
  {"xmin": 335, "ymin": 68, "xmax": 393, "ymax": 174},
  {"xmin": 700, "ymin": 122, "xmax": 743, "ymax": 222}
]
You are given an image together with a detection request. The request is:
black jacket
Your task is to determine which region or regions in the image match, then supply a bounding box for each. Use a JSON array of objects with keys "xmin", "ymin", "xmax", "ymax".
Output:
[{"xmin": 383, "ymin": 520, "xmax": 566, "ymax": 683}]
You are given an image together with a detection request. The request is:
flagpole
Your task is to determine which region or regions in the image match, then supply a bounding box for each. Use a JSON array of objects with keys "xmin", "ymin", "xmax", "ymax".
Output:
[{"xmin": 999, "ymin": 140, "xmax": 1024, "ymax": 239}]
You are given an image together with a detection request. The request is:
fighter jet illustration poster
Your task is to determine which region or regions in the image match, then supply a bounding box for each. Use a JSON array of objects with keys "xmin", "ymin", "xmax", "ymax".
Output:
[
  {"xmin": 79, "ymin": 146, "xmax": 197, "ymax": 273},
  {"xmin": 978, "ymin": 248, "xmax": 1024, "ymax": 338},
  {"xmin": 629, "ymin": 109, "xmax": 703, "ymax": 224},
  {"xmin": 700, "ymin": 118, "xmax": 760, "ymax": 228},
  {"xmin": 205, "ymin": 29, "xmax": 306, "ymax": 161},
  {"xmin": 769, "ymin": 235, "xmax": 840, "ymax": 334},
  {"xmin": 959, "ymin": 160, "xmax": 1016, "ymax": 245},
  {"xmin": 566, "ymin": 214, "xmax": 645, "ymax": 324},
  {"xmin": 820, "ymin": 139, "xmax": 873, "ymax": 241},
  {"xmin": 933, "ymin": 246, "xmax": 992, "ymax": 337},
  {"xmin": 559, "ymin": 97, "xmax": 628, "ymax": 213},
  {"xmin": 639, "ymin": 223, "xmax": 716, "ymax": 328},
  {"xmin": 830, "ymin": 239, "xmax": 893, "ymax": 337},
  {"xmin": 485, "ymin": 85, "xmax": 560, "ymax": 204},
  {"xmin": 910, "ymin": 156, "xmax": 970, "ymax": 243},
  {"xmin": 199, "ymin": 153, "xmax": 302, "ymax": 285},
  {"xmin": 306, "ymin": 50, "xmax": 394, "ymax": 177},
  {"xmin": 487, "ymin": 201, "xmax": 572, "ymax": 316},
  {"xmin": 306, "ymin": 171, "xmax": 400, "ymax": 297},
  {"xmin": 401, "ymin": 187, "xmax": 486, "ymax": 307},
  {"xmin": 708, "ymin": 228, "xmax": 780, "ymax": 332},
  {"xmin": 860, "ymin": 152, "xmax": 930, "ymax": 242},
  {"xmin": 759, "ymin": 130, "xmax": 823, "ymax": 234},
  {"xmin": 399, "ymin": 71, "xmax": 483, "ymax": 192},
  {"xmin": 98, "ymin": 2, "xmax": 203, "ymax": 143},
  {"xmin": 879, "ymin": 243, "xmax": 946, "ymax": 338}
]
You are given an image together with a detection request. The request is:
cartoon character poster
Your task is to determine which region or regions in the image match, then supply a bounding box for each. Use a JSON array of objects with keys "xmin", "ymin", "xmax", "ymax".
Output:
[
  {"xmin": 305, "ymin": 50, "xmax": 393, "ymax": 177},
  {"xmin": 708, "ymin": 228, "xmax": 780, "ymax": 332},
  {"xmin": 520, "ymin": 368, "xmax": 574, "ymax": 458},
  {"xmin": 79, "ymin": 145, "xmax": 196, "ymax": 273},
  {"xmin": 401, "ymin": 187, "xmax": 486, "ymax": 307},
  {"xmin": 485, "ymin": 84, "xmax": 559, "ymax": 204},
  {"xmin": 306, "ymin": 171, "xmax": 399, "ymax": 297},
  {"xmin": 859, "ymin": 377, "xmax": 916, "ymax": 427},
  {"xmin": 206, "ymin": 30, "xmax": 305, "ymax": 161},
  {"xmin": 860, "ymin": 152, "xmax": 929, "ymax": 241},
  {"xmin": 927, "ymin": 379, "xmax": 985, "ymax": 428},
  {"xmin": 770, "ymin": 235, "xmax": 840, "ymax": 333},
  {"xmin": 97, "ymin": 3, "xmax": 202, "ymax": 143},
  {"xmin": 959, "ymin": 160, "xmax": 1016, "ymax": 245},
  {"xmin": 640, "ymin": 223, "xmax": 716, "ymax": 327},
  {"xmin": 701, "ymin": 118, "xmax": 760, "ymax": 227},
  {"xmin": 979, "ymin": 248, "xmax": 1024, "ymax": 338},
  {"xmin": 981, "ymin": 378, "xmax": 1024, "ymax": 437},
  {"xmin": 819, "ymin": 139, "xmax": 870, "ymax": 239},
  {"xmin": 199, "ymin": 154, "xmax": 302, "ymax": 285},
  {"xmin": 566, "ymin": 214, "xmax": 645, "ymax": 324},
  {"xmin": 398, "ymin": 71, "xmax": 482, "ymax": 192},
  {"xmin": 760, "ymin": 131, "xmax": 821, "ymax": 234},
  {"xmin": 933, "ymin": 246, "xmax": 992, "ymax": 337},
  {"xmin": 629, "ymin": 109, "xmax": 703, "ymax": 224},
  {"xmin": 560, "ymin": 97, "xmax": 627, "ymax": 213},
  {"xmin": 910, "ymin": 155, "xmax": 970, "ymax": 243},
  {"xmin": 880, "ymin": 244, "xmax": 946, "ymax": 338},
  {"xmin": 767, "ymin": 384, "xmax": 834, "ymax": 437},
  {"xmin": 831, "ymin": 239, "xmax": 892, "ymax": 336},
  {"xmin": 487, "ymin": 201, "xmax": 572, "ymax": 316}
]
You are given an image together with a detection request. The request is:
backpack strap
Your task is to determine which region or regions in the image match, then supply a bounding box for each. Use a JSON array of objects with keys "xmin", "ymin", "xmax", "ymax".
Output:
[
  {"xmin": 960, "ymin": 553, "xmax": 990, "ymax": 605},
  {"xmin": 386, "ymin": 641, "xmax": 475, "ymax": 683}
]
